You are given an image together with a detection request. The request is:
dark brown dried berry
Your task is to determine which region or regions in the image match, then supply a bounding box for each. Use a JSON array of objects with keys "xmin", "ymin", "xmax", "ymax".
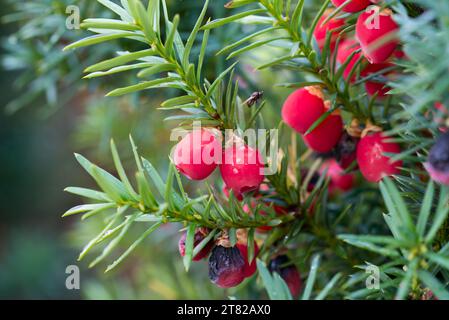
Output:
[{"xmin": 208, "ymin": 245, "xmax": 245, "ymax": 288}]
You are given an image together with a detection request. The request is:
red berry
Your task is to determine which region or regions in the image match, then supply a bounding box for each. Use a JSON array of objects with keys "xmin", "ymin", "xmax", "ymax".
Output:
[
  {"xmin": 303, "ymin": 113, "xmax": 343, "ymax": 153},
  {"xmin": 281, "ymin": 86, "xmax": 343, "ymax": 153},
  {"xmin": 208, "ymin": 245, "xmax": 245, "ymax": 288},
  {"xmin": 173, "ymin": 128, "xmax": 222, "ymax": 180},
  {"xmin": 356, "ymin": 8, "xmax": 399, "ymax": 64},
  {"xmin": 220, "ymin": 144, "xmax": 265, "ymax": 197},
  {"xmin": 336, "ymin": 39, "xmax": 364, "ymax": 82},
  {"xmin": 223, "ymin": 185, "xmax": 244, "ymax": 201},
  {"xmin": 282, "ymin": 87, "xmax": 327, "ymax": 134},
  {"xmin": 269, "ymin": 255, "xmax": 302, "ymax": 298},
  {"xmin": 178, "ymin": 229, "xmax": 214, "ymax": 261},
  {"xmin": 424, "ymin": 131, "xmax": 449, "ymax": 185},
  {"xmin": 331, "ymin": 0, "xmax": 372, "ymax": 13},
  {"xmin": 313, "ymin": 10, "xmax": 345, "ymax": 51},
  {"xmin": 321, "ymin": 159, "xmax": 355, "ymax": 192},
  {"xmin": 356, "ymin": 132, "xmax": 402, "ymax": 182},
  {"xmin": 360, "ymin": 62, "xmax": 393, "ymax": 98},
  {"xmin": 236, "ymin": 241, "xmax": 260, "ymax": 278}
]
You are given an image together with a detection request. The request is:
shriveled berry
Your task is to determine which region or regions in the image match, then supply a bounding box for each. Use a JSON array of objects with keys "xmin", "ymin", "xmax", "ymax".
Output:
[
  {"xmin": 220, "ymin": 144, "xmax": 265, "ymax": 197},
  {"xmin": 208, "ymin": 245, "xmax": 245, "ymax": 288},
  {"xmin": 336, "ymin": 39, "xmax": 364, "ymax": 82},
  {"xmin": 282, "ymin": 87, "xmax": 326, "ymax": 134},
  {"xmin": 178, "ymin": 230, "xmax": 214, "ymax": 261},
  {"xmin": 268, "ymin": 255, "xmax": 302, "ymax": 298},
  {"xmin": 314, "ymin": 10, "xmax": 345, "ymax": 51},
  {"xmin": 236, "ymin": 241, "xmax": 260, "ymax": 278},
  {"xmin": 424, "ymin": 131, "xmax": 449, "ymax": 185},
  {"xmin": 303, "ymin": 113, "xmax": 343, "ymax": 153},
  {"xmin": 357, "ymin": 132, "xmax": 402, "ymax": 182},
  {"xmin": 321, "ymin": 159, "xmax": 355, "ymax": 192},
  {"xmin": 331, "ymin": 0, "xmax": 372, "ymax": 13},
  {"xmin": 174, "ymin": 128, "xmax": 222, "ymax": 180},
  {"xmin": 356, "ymin": 8, "xmax": 399, "ymax": 64}
]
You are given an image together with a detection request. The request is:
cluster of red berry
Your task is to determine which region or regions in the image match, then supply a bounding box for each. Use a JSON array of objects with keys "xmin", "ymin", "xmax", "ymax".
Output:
[
  {"xmin": 173, "ymin": 128, "xmax": 265, "ymax": 197},
  {"xmin": 171, "ymin": 0, "xmax": 448, "ymax": 293},
  {"xmin": 284, "ymin": 0, "xmax": 404, "ymax": 186}
]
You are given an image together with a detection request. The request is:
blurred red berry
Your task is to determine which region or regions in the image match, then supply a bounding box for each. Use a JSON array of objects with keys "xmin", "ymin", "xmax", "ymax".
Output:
[
  {"xmin": 282, "ymin": 86, "xmax": 327, "ymax": 134},
  {"xmin": 361, "ymin": 62, "xmax": 393, "ymax": 98},
  {"xmin": 303, "ymin": 113, "xmax": 343, "ymax": 153},
  {"xmin": 314, "ymin": 10, "xmax": 345, "ymax": 51},
  {"xmin": 336, "ymin": 39, "xmax": 365, "ymax": 82},
  {"xmin": 321, "ymin": 159, "xmax": 355, "ymax": 192},
  {"xmin": 356, "ymin": 8, "xmax": 399, "ymax": 64},
  {"xmin": 357, "ymin": 132, "xmax": 402, "ymax": 182}
]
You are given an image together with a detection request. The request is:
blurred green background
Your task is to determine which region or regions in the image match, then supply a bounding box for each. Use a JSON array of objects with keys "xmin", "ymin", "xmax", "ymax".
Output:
[{"xmin": 0, "ymin": 0, "xmax": 289, "ymax": 299}]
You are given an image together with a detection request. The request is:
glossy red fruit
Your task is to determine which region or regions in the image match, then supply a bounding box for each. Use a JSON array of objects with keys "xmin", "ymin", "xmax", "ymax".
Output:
[
  {"xmin": 331, "ymin": 0, "xmax": 372, "ymax": 13},
  {"xmin": 174, "ymin": 128, "xmax": 222, "ymax": 180},
  {"xmin": 424, "ymin": 131, "xmax": 449, "ymax": 185},
  {"xmin": 356, "ymin": 8, "xmax": 399, "ymax": 64},
  {"xmin": 220, "ymin": 144, "xmax": 265, "ymax": 197},
  {"xmin": 357, "ymin": 132, "xmax": 402, "ymax": 182},
  {"xmin": 361, "ymin": 62, "xmax": 393, "ymax": 98},
  {"xmin": 236, "ymin": 241, "xmax": 260, "ymax": 278},
  {"xmin": 178, "ymin": 230, "xmax": 214, "ymax": 261},
  {"xmin": 303, "ymin": 113, "xmax": 343, "ymax": 153},
  {"xmin": 282, "ymin": 87, "xmax": 326, "ymax": 134},
  {"xmin": 321, "ymin": 159, "xmax": 355, "ymax": 192},
  {"xmin": 336, "ymin": 39, "xmax": 364, "ymax": 82},
  {"xmin": 269, "ymin": 255, "xmax": 302, "ymax": 298},
  {"xmin": 313, "ymin": 10, "xmax": 345, "ymax": 51},
  {"xmin": 208, "ymin": 245, "xmax": 245, "ymax": 288}
]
